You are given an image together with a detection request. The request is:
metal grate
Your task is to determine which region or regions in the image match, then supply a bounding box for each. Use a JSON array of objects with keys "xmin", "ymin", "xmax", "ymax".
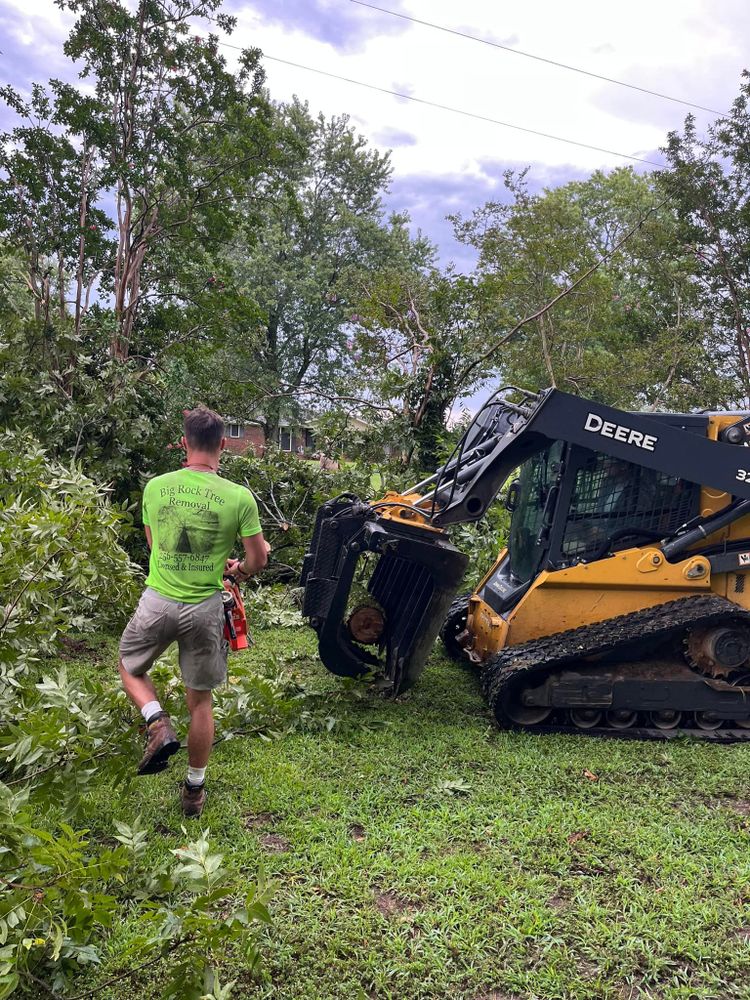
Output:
[
  {"xmin": 736, "ymin": 574, "xmax": 745, "ymax": 594},
  {"xmin": 561, "ymin": 453, "xmax": 699, "ymax": 563}
]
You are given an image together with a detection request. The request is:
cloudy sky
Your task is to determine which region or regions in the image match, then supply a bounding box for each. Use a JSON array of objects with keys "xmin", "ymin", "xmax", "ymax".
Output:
[{"xmin": 1, "ymin": 0, "xmax": 748, "ymax": 267}]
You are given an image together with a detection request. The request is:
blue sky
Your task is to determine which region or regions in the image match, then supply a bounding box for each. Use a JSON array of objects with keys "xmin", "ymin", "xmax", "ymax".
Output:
[{"xmin": 1, "ymin": 0, "xmax": 748, "ymax": 272}]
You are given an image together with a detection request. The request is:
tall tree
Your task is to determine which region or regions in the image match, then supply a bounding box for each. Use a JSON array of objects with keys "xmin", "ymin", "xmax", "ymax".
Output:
[
  {"xmin": 229, "ymin": 99, "xmax": 404, "ymax": 444},
  {"xmin": 453, "ymin": 167, "xmax": 727, "ymax": 410},
  {"xmin": 0, "ymin": 0, "xmax": 277, "ymax": 484},
  {"xmin": 661, "ymin": 71, "xmax": 750, "ymax": 405},
  {"xmin": 0, "ymin": 0, "xmax": 274, "ymax": 360},
  {"xmin": 351, "ymin": 265, "xmax": 494, "ymax": 468}
]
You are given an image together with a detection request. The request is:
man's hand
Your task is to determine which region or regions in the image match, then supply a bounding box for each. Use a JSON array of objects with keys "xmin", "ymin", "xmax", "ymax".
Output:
[{"xmin": 225, "ymin": 558, "xmax": 243, "ymax": 577}]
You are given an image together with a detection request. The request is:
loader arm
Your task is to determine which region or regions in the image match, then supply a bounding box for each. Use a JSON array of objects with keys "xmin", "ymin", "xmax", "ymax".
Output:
[
  {"xmin": 301, "ymin": 386, "xmax": 750, "ymax": 693},
  {"xmin": 425, "ymin": 387, "xmax": 750, "ymax": 525}
]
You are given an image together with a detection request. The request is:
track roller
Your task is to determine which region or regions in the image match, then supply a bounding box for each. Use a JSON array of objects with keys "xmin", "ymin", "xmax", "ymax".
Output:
[
  {"xmin": 570, "ymin": 708, "xmax": 602, "ymax": 729},
  {"xmin": 649, "ymin": 710, "xmax": 682, "ymax": 730},
  {"xmin": 694, "ymin": 711, "xmax": 723, "ymax": 730},
  {"xmin": 605, "ymin": 709, "xmax": 638, "ymax": 729}
]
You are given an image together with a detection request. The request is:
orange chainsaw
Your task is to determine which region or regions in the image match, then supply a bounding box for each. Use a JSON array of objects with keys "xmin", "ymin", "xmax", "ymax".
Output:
[{"xmin": 221, "ymin": 576, "xmax": 252, "ymax": 651}]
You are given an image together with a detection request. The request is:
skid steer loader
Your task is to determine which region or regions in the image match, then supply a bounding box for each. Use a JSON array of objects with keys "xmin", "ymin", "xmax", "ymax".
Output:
[{"xmin": 300, "ymin": 386, "xmax": 750, "ymax": 740}]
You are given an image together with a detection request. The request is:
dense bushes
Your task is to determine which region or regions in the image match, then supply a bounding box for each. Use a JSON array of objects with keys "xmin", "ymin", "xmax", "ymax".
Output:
[{"xmin": 0, "ymin": 433, "xmax": 140, "ymax": 700}]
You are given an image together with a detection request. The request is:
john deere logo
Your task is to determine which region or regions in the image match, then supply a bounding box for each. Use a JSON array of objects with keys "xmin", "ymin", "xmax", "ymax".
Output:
[{"xmin": 584, "ymin": 413, "xmax": 658, "ymax": 453}]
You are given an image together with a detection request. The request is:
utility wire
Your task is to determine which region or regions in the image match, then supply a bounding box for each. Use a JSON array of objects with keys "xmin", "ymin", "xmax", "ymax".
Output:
[
  {"xmin": 229, "ymin": 48, "xmax": 663, "ymax": 166},
  {"xmin": 350, "ymin": 0, "xmax": 724, "ymax": 116}
]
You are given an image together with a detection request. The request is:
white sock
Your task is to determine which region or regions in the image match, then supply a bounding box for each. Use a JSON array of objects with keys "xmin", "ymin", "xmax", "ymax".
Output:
[
  {"xmin": 187, "ymin": 766, "xmax": 206, "ymax": 787},
  {"xmin": 141, "ymin": 700, "xmax": 163, "ymax": 723}
]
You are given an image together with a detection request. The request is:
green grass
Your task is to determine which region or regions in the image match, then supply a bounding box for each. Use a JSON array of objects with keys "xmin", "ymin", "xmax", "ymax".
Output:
[{"xmin": 57, "ymin": 627, "xmax": 750, "ymax": 999}]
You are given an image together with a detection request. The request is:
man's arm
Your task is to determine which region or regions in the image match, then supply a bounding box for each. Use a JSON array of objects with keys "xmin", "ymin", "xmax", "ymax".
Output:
[
  {"xmin": 240, "ymin": 533, "xmax": 270, "ymax": 575},
  {"xmin": 228, "ymin": 489, "xmax": 268, "ymax": 579},
  {"xmin": 145, "ymin": 525, "xmax": 153, "ymax": 550},
  {"xmin": 226, "ymin": 534, "xmax": 270, "ymax": 579}
]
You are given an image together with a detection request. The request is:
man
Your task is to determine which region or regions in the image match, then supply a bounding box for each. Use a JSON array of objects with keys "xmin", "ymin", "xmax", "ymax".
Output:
[{"xmin": 119, "ymin": 406, "xmax": 269, "ymax": 817}]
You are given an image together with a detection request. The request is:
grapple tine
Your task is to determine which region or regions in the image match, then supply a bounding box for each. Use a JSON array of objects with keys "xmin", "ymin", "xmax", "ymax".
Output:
[{"xmin": 300, "ymin": 495, "xmax": 469, "ymax": 693}]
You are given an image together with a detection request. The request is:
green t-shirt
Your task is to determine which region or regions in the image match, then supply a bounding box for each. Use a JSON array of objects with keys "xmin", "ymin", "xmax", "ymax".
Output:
[{"xmin": 142, "ymin": 469, "xmax": 262, "ymax": 603}]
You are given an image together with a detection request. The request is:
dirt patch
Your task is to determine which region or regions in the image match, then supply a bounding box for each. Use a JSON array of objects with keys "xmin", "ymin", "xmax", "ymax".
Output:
[
  {"xmin": 349, "ymin": 823, "xmax": 366, "ymax": 842},
  {"xmin": 567, "ymin": 829, "xmax": 590, "ymax": 846},
  {"xmin": 733, "ymin": 926, "xmax": 750, "ymax": 941},
  {"xmin": 259, "ymin": 833, "xmax": 290, "ymax": 853},
  {"xmin": 547, "ymin": 894, "xmax": 568, "ymax": 911},
  {"xmin": 704, "ymin": 795, "xmax": 750, "ymax": 816},
  {"xmin": 725, "ymin": 799, "xmax": 750, "ymax": 816},
  {"xmin": 244, "ymin": 811, "xmax": 278, "ymax": 829},
  {"xmin": 577, "ymin": 959, "xmax": 600, "ymax": 981},
  {"xmin": 57, "ymin": 636, "xmax": 100, "ymax": 660},
  {"xmin": 373, "ymin": 889, "xmax": 419, "ymax": 918}
]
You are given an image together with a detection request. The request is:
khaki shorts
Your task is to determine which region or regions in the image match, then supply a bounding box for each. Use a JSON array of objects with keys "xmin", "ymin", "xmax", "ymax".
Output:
[{"xmin": 119, "ymin": 588, "xmax": 228, "ymax": 690}]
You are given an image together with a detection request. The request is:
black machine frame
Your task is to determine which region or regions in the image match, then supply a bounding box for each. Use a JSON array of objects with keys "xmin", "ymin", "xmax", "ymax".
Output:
[{"xmin": 423, "ymin": 388, "xmax": 750, "ymax": 526}]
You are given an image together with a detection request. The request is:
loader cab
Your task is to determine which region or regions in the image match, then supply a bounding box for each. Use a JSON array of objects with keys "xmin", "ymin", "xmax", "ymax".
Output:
[{"xmin": 480, "ymin": 415, "xmax": 706, "ymax": 616}]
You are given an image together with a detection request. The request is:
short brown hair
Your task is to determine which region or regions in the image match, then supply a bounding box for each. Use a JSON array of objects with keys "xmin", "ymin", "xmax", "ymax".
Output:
[{"xmin": 183, "ymin": 405, "xmax": 225, "ymax": 451}]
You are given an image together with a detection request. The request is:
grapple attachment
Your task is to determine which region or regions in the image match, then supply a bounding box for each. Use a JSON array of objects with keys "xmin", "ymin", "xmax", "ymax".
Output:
[{"xmin": 300, "ymin": 494, "xmax": 469, "ymax": 693}]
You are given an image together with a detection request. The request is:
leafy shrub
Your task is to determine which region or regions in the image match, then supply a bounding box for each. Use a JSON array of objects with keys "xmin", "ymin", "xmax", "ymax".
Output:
[
  {"xmin": 0, "ymin": 786, "xmax": 271, "ymax": 999},
  {"xmin": 0, "ymin": 433, "xmax": 140, "ymax": 702},
  {"xmin": 449, "ymin": 497, "xmax": 510, "ymax": 587},
  {"xmin": 221, "ymin": 449, "xmax": 382, "ymax": 573},
  {"xmin": 247, "ymin": 585, "xmax": 304, "ymax": 629},
  {"xmin": 0, "ymin": 313, "xmax": 168, "ymax": 504}
]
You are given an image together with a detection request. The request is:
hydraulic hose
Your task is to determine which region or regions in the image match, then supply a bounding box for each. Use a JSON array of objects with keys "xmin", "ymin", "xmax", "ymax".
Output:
[{"xmin": 661, "ymin": 499, "xmax": 750, "ymax": 561}]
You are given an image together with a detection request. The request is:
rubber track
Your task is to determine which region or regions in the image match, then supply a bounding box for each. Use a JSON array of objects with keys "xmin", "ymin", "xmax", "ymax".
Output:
[
  {"xmin": 482, "ymin": 595, "xmax": 750, "ymax": 742},
  {"xmin": 439, "ymin": 591, "xmax": 471, "ymax": 662}
]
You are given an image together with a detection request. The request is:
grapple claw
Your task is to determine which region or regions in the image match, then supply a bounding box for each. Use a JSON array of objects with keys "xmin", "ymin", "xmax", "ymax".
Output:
[{"xmin": 300, "ymin": 495, "xmax": 468, "ymax": 693}]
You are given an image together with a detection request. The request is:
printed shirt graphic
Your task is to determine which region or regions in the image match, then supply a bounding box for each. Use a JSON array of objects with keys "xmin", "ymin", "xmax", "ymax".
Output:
[{"xmin": 142, "ymin": 470, "xmax": 261, "ymax": 603}]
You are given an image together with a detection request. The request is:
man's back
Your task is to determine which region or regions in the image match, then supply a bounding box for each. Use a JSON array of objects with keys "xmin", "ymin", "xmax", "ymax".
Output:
[{"xmin": 143, "ymin": 469, "xmax": 260, "ymax": 603}]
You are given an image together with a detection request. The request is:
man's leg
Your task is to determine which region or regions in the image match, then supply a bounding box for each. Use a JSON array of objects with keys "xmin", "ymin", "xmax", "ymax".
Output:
[
  {"xmin": 119, "ymin": 592, "xmax": 181, "ymax": 775},
  {"xmin": 179, "ymin": 594, "xmax": 226, "ymax": 816},
  {"xmin": 118, "ymin": 661, "xmax": 160, "ymax": 710},
  {"xmin": 120, "ymin": 662, "xmax": 180, "ymax": 774},
  {"xmin": 185, "ymin": 687, "xmax": 214, "ymax": 770},
  {"xmin": 119, "ymin": 664, "xmax": 180, "ymax": 775},
  {"xmin": 181, "ymin": 688, "xmax": 213, "ymax": 817}
]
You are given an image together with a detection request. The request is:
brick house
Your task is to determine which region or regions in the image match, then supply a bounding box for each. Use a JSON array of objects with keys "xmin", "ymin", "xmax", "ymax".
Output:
[{"xmin": 222, "ymin": 419, "xmax": 317, "ymax": 458}]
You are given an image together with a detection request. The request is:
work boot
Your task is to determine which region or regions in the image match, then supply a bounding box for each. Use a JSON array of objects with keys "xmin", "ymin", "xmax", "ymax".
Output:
[
  {"xmin": 181, "ymin": 781, "xmax": 207, "ymax": 817},
  {"xmin": 137, "ymin": 713, "xmax": 180, "ymax": 775}
]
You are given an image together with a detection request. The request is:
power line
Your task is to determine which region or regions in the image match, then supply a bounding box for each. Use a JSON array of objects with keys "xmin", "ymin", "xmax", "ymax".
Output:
[
  {"xmin": 254, "ymin": 51, "xmax": 663, "ymax": 167},
  {"xmin": 350, "ymin": 0, "xmax": 724, "ymax": 117}
]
